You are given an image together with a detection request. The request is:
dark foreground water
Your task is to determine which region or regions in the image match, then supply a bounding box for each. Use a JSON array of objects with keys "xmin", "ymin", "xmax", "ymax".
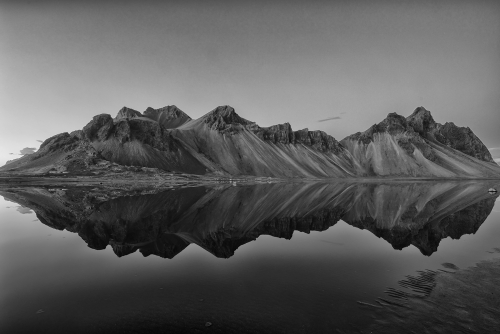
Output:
[{"xmin": 1, "ymin": 181, "xmax": 499, "ymax": 333}]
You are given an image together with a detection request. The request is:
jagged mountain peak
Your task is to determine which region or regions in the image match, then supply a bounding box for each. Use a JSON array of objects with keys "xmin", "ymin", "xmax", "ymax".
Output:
[
  {"xmin": 386, "ymin": 111, "xmax": 404, "ymax": 118},
  {"xmin": 205, "ymin": 105, "xmax": 244, "ymax": 121},
  {"xmin": 343, "ymin": 112, "xmax": 413, "ymax": 144},
  {"xmin": 82, "ymin": 114, "xmax": 114, "ymax": 141},
  {"xmin": 202, "ymin": 105, "xmax": 253, "ymax": 132},
  {"xmin": 406, "ymin": 106, "xmax": 436, "ymax": 135},
  {"xmin": 263, "ymin": 122, "xmax": 293, "ymax": 132},
  {"xmin": 115, "ymin": 107, "xmax": 142, "ymax": 120},
  {"xmin": 401, "ymin": 107, "xmax": 493, "ymax": 163},
  {"xmin": 412, "ymin": 106, "xmax": 431, "ymax": 114},
  {"xmin": 345, "ymin": 107, "xmax": 435, "ymax": 142},
  {"xmin": 144, "ymin": 105, "xmax": 185, "ymax": 116},
  {"xmin": 142, "ymin": 105, "xmax": 191, "ymax": 129},
  {"xmin": 210, "ymin": 105, "xmax": 235, "ymax": 115},
  {"xmin": 433, "ymin": 121, "xmax": 495, "ymax": 163},
  {"xmin": 379, "ymin": 112, "xmax": 410, "ymax": 132}
]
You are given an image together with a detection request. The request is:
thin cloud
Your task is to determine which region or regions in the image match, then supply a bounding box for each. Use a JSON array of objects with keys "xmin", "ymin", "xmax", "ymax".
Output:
[
  {"xmin": 37, "ymin": 140, "xmax": 43, "ymax": 143},
  {"xmin": 16, "ymin": 206, "xmax": 33, "ymax": 214},
  {"xmin": 19, "ymin": 147, "xmax": 37, "ymax": 155},
  {"xmin": 318, "ymin": 116, "xmax": 341, "ymax": 122}
]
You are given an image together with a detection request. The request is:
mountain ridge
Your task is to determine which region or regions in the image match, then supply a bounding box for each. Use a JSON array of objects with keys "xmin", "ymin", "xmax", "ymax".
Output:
[{"xmin": 1, "ymin": 105, "xmax": 499, "ymax": 178}]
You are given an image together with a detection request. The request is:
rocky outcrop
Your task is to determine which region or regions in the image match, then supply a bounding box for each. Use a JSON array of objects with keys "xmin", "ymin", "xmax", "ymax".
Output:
[
  {"xmin": 38, "ymin": 132, "xmax": 80, "ymax": 152},
  {"xmin": 0, "ymin": 130, "xmax": 99, "ymax": 173},
  {"xmin": 254, "ymin": 123, "xmax": 294, "ymax": 144},
  {"xmin": 143, "ymin": 105, "xmax": 192, "ymax": 129},
  {"xmin": 406, "ymin": 106, "xmax": 437, "ymax": 135},
  {"xmin": 82, "ymin": 114, "xmax": 114, "ymax": 141},
  {"xmin": 114, "ymin": 107, "xmax": 142, "ymax": 121},
  {"xmin": 406, "ymin": 107, "xmax": 494, "ymax": 163},
  {"xmin": 433, "ymin": 122, "xmax": 494, "ymax": 162},
  {"xmin": 344, "ymin": 112, "xmax": 436, "ymax": 160},
  {"xmin": 252, "ymin": 124, "xmax": 345, "ymax": 154},
  {"xmin": 202, "ymin": 105, "xmax": 254, "ymax": 134}
]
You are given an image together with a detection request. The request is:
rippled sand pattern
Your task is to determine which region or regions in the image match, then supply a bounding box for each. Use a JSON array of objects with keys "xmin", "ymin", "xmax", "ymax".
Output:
[{"xmin": 366, "ymin": 255, "xmax": 500, "ymax": 333}]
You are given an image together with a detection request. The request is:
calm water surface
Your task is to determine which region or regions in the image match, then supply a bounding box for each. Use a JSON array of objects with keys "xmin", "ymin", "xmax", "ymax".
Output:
[{"xmin": 1, "ymin": 181, "xmax": 499, "ymax": 333}]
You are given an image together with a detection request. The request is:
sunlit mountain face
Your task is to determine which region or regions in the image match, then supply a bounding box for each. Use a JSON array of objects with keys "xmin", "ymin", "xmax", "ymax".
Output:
[{"xmin": 2, "ymin": 181, "xmax": 497, "ymax": 259}]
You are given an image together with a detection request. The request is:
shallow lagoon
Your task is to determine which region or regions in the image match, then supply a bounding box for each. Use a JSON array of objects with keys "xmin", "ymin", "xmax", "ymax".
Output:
[{"xmin": 1, "ymin": 181, "xmax": 499, "ymax": 333}]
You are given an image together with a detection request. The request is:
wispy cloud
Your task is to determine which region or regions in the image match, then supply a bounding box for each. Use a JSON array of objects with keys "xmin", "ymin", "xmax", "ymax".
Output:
[
  {"xmin": 16, "ymin": 206, "xmax": 33, "ymax": 214},
  {"xmin": 36, "ymin": 140, "xmax": 43, "ymax": 143},
  {"xmin": 19, "ymin": 147, "xmax": 37, "ymax": 155},
  {"xmin": 318, "ymin": 116, "xmax": 341, "ymax": 122}
]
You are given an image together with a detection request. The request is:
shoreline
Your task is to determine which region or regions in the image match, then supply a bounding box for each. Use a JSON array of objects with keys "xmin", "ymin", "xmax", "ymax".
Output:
[{"xmin": 1, "ymin": 172, "xmax": 500, "ymax": 186}]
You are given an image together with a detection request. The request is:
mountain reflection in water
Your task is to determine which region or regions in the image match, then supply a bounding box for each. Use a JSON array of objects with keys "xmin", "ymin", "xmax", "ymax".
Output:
[{"xmin": 2, "ymin": 181, "xmax": 497, "ymax": 259}]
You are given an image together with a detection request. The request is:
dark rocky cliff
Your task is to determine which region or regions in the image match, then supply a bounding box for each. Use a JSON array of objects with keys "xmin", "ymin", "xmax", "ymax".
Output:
[
  {"xmin": 253, "ymin": 124, "xmax": 345, "ymax": 154},
  {"xmin": 203, "ymin": 105, "xmax": 254, "ymax": 134},
  {"xmin": 143, "ymin": 105, "xmax": 191, "ymax": 129},
  {"xmin": 406, "ymin": 107, "xmax": 495, "ymax": 163},
  {"xmin": 114, "ymin": 107, "xmax": 142, "ymax": 120}
]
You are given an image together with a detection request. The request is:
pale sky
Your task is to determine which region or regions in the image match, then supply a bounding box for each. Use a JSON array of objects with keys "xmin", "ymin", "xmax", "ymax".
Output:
[{"xmin": 1, "ymin": 0, "xmax": 500, "ymax": 165}]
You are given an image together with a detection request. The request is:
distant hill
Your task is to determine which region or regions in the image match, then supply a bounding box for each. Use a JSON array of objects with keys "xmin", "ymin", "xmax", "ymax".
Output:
[{"xmin": 1, "ymin": 105, "xmax": 499, "ymax": 178}]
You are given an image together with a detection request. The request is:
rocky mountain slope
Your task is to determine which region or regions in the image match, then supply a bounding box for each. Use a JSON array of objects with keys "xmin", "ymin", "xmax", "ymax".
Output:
[
  {"xmin": 1, "ymin": 181, "xmax": 497, "ymax": 258},
  {"xmin": 1, "ymin": 105, "xmax": 499, "ymax": 178},
  {"xmin": 341, "ymin": 107, "xmax": 498, "ymax": 177}
]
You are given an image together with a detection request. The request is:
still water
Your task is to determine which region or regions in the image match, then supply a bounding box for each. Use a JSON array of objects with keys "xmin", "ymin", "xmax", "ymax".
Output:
[{"xmin": 1, "ymin": 181, "xmax": 499, "ymax": 333}]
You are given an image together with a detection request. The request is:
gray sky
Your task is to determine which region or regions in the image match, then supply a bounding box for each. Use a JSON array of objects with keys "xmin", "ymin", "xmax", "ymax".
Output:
[{"xmin": 1, "ymin": 0, "xmax": 500, "ymax": 165}]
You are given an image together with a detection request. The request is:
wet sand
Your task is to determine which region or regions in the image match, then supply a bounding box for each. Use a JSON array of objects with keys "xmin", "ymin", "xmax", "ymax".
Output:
[{"xmin": 367, "ymin": 256, "xmax": 500, "ymax": 333}]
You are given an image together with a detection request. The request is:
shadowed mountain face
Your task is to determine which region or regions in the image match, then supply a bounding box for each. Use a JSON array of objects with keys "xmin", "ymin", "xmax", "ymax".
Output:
[
  {"xmin": 2, "ymin": 106, "xmax": 499, "ymax": 178},
  {"xmin": 340, "ymin": 107, "xmax": 499, "ymax": 177},
  {"xmin": 1, "ymin": 181, "xmax": 497, "ymax": 258}
]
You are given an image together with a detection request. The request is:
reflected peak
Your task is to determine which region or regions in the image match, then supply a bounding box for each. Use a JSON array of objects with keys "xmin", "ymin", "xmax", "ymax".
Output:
[{"xmin": 1, "ymin": 181, "xmax": 498, "ymax": 258}]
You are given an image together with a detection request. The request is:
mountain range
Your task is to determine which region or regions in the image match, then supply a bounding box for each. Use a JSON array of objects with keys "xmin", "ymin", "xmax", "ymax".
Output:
[{"xmin": 1, "ymin": 105, "xmax": 499, "ymax": 178}]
